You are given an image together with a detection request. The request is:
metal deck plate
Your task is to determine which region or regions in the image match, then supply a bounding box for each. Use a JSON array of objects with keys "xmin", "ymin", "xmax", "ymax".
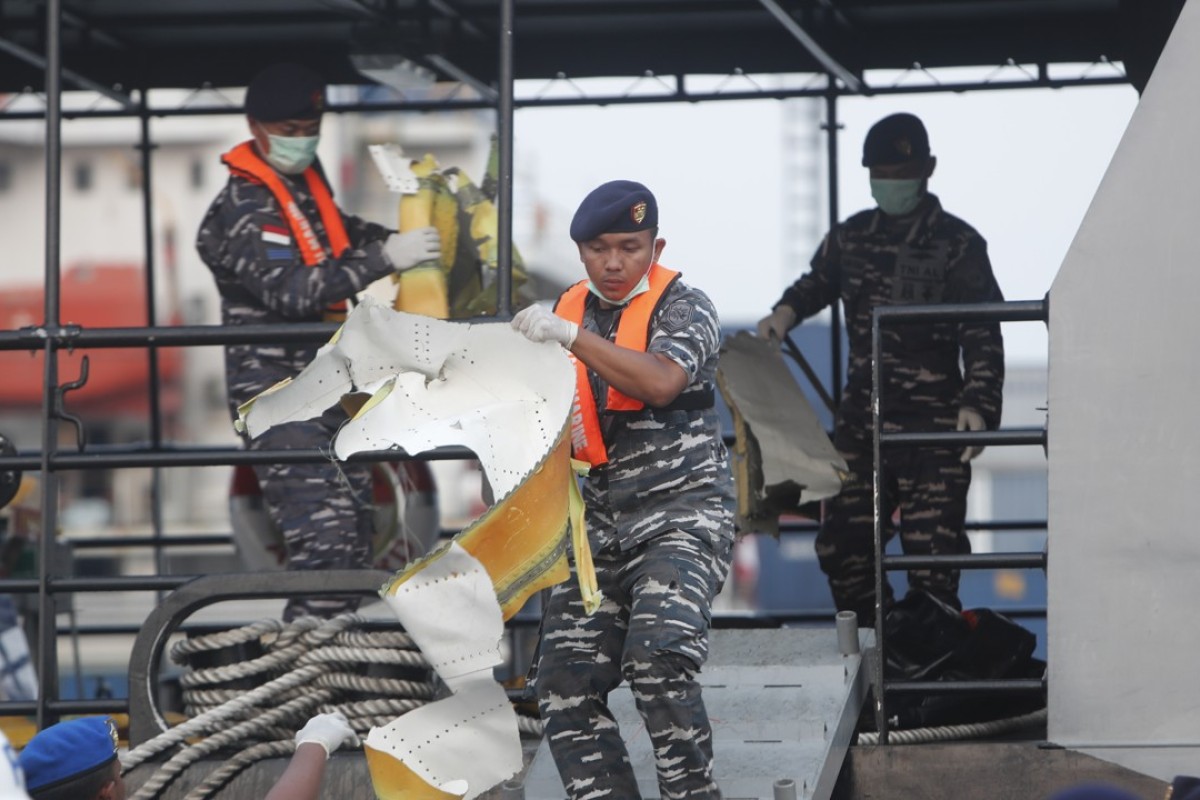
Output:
[{"xmin": 522, "ymin": 626, "xmax": 871, "ymax": 799}]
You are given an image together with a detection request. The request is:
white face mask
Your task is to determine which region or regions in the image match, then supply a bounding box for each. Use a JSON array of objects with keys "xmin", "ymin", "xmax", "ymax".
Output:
[
  {"xmin": 265, "ymin": 133, "xmax": 320, "ymax": 174},
  {"xmin": 586, "ymin": 250, "xmax": 656, "ymax": 306}
]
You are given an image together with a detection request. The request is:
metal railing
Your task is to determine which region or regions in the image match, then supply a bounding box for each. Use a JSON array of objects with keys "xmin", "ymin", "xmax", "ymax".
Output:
[{"xmin": 870, "ymin": 298, "xmax": 1049, "ymax": 744}]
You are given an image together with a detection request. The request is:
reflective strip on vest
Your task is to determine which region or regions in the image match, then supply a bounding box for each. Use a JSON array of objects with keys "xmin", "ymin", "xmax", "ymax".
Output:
[
  {"xmin": 221, "ymin": 141, "xmax": 351, "ymax": 313},
  {"xmin": 553, "ymin": 263, "xmax": 681, "ymax": 467}
]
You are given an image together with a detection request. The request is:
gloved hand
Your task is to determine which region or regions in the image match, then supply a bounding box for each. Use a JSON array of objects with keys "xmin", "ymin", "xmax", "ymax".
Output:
[
  {"xmin": 294, "ymin": 711, "xmax": 359, "ymax": 758},
  {"xmin": 385, "ymin": 227, "xmax": 441, "ymax": 271},
  {"xmin": 956, "ymin": 407, "xmax": 987, "ymax": 463},
  {"xmin": 511, "ymin": 304, "xmax": 579, "ymax": 348},
  {"xmin": 757, "ymin": 305, "xmax": 797, "ymax": 342}
]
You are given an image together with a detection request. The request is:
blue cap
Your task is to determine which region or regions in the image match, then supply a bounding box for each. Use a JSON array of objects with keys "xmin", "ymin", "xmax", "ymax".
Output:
[
  {"xmin": 19, "ymin": 717, "xmax": 119, "ymax": 793},
  {"xmin": 1047, "ymin": 783, "xmax": 1141, "ymax": 800},
  {"xmin": 569, "ymin": 180, "xmax": 658, "ymax": 242}
]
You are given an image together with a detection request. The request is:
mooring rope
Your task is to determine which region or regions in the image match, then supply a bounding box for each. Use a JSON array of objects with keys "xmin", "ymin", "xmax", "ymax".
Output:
[
  {"xmin": 124, "ymin": 613, "xmax": 441, "ymax": 799},
  {"xmin": 855, "ymin": 707, "xmax": 1047, "ymax": 746}
]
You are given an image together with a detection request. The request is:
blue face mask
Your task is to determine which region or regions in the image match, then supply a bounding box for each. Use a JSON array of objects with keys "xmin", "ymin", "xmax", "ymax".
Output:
[
  {"xmin": 870, "ymin": 178, "xmax": 924, "ymax": 216},
  {"xmin": 265, "ymin": 134, "xmax": 319, "ymax": 174}
]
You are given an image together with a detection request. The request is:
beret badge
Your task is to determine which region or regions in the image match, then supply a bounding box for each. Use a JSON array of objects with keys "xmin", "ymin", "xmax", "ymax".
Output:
[{"xmin": 630, "ymin": 201, "xmax": 647, "ymax": 225}]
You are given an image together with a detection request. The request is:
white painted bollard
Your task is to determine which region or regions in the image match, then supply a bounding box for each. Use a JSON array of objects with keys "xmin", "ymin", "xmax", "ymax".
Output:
[
  {"xmin": 774, "ymin": 777, "xmax": 799, "ymax": 799},
  {"xmin": 836, "ymin": 610, "xmax": 860, "ymax": 655}
]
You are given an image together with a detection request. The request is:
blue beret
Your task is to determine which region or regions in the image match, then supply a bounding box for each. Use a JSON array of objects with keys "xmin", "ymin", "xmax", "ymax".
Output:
[
  {"xmin": 1047, "ymin": 783, "xmax": 1141, "ymax": 800},
  {"xmin": 19, "ymin": 717, "xmax": 118, "ymax": 793},
  {"xmin": 862, "ymin": 112, "xmax": 930, "ymax": 167},
  {"xmin": 570, "ymin": 180, "xmax": 658, "ymax": 242},
  {"xmin": 245, "ymin": 62, "xmax": 325, "ymax": 122}
]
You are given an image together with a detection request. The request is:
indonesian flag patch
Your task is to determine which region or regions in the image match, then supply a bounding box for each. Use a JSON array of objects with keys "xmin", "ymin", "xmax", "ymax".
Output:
[{"xmin": 261, "ymin": 224, "xmax": 291, "ymax": 246}]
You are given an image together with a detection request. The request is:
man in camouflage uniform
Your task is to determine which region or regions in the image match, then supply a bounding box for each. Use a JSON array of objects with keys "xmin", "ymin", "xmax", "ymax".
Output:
[
  {"xmin": 196, "ymin": 62, "xmax": 440, "ymax": 620},
  {"xmin": 511, "ymin": 181, "xmax": 735, "ymax": 799},
  {"xmin": 759, "ymin": 112, "xmax": 1005, "ymax": 626}
]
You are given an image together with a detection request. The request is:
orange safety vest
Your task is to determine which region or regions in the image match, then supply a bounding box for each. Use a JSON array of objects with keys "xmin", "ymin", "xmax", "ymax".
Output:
[
  {"xmin": 553, "ymin": 262, "xmax": 681, "ymax": 468},
  {"xmin": 221, "ymin": 141, "xmax": 351, "ymax": 316}
]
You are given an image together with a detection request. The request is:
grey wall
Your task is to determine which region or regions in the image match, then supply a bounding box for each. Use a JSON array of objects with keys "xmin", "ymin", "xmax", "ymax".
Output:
[{"xmin": 1047, "ymin": 0, "xmax": 1200, "ymax": 779}]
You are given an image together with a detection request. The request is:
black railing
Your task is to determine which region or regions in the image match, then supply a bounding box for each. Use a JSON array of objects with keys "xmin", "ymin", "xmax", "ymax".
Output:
[{"xmin": 869, "ymin": 298, "xmax": 1050, "ymax": 743}]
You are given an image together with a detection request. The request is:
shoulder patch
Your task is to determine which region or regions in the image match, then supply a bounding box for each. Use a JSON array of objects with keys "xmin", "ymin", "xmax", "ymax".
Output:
[{"xmin": 662, "ymin": 300, "xmax": 694, "ymax": 332}]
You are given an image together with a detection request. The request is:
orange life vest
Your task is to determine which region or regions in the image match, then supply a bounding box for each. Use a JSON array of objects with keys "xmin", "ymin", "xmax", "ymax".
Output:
[
  {"xmin": 553, "ymin": 263, "xmax": 681, "ymax": 468},
  {"xmin": 221, "ymin": 141, "xmax": 351, "ymax": 317}
]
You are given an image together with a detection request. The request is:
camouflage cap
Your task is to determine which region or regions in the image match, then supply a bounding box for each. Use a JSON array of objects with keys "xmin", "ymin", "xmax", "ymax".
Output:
[{"xmin": 862, "ymin": 112, "xmax": 930, "ymax": 167}]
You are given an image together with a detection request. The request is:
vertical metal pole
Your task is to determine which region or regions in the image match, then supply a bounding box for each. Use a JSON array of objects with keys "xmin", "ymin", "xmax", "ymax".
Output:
[
  {"xmin": 824, "ymin": 83, "xmax": 842, "ymax": 407},
  {"xmin": 870, "ymin": 308, "xmax": 887, "ymax": 743},
  {"xmin": 138, "ymin": 96, "xmax": 168, "ymax": 586},
  {"xmin": 37, "ymin": 0, "xmax": 64, "ymax": 729},
  {"xmin": 495, "ymin": 0, "xmax": 515, "ymax": 317}
]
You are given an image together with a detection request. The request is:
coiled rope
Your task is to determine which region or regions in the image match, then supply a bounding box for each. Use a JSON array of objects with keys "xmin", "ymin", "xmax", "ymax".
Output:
[
  {"xmin": 123, "ymin": 613, "xmax": 438, "ymax": 799},
  {"xmin": 855, "ymin": 707, "xmax": 1047, "ymax": 746}
]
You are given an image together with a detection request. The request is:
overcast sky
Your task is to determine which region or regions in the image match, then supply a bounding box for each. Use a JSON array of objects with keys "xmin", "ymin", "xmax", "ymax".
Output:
[{"xmin": 512, "ymin": 73, "xmax": 1139, "ymax": 365}]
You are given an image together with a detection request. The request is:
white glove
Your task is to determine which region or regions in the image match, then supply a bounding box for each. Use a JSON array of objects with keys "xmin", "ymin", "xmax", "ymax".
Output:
[
  {"xmin": 295, "ymin": 711, "xmax": 359, "ymax": 758},
  {"xmin": 511, "ymin": 304, "xmax": 579, "ymax": 348},
  {"xmin": 385, "ymin": 227, "xmax": 441, "ymax": 271},
  {"xmin": 956, "ymin": 407, "xmax": 987, "ymax": 463},
  {"xmin": 757, "ymin": 305, "xmax": 797, "ymax": 342}
]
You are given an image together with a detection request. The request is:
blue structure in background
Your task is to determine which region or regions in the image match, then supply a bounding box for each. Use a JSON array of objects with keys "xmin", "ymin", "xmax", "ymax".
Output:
[{"xmin": 716, "ymin": 322, "xmax": 1048, "ymax": 660}]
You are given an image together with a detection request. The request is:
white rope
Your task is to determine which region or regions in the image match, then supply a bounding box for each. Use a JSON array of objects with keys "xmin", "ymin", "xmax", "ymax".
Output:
[
  {"xmin": 129, "ymin": 613, "xmax": 527, "ymax": 798},
  {"xmin": 856, "ymin": 707, "xmax": 1047, "ymax": 746},
  {"xmin": 169, "ymin": 620, "xmax": 283, "ymax": 663}
]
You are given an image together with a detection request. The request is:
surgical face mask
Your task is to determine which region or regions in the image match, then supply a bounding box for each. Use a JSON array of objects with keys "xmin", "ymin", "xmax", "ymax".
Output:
[
  {"xmin": 870, "ymin": 178, "xmax": 924, "ymax": 216},
  {"xmin": 586, "ymin": 251, "xmax": 655, "ymax": 306},
  {"xmin": 265, "ymin": 133, "xmax": 320, "ymax": 174}
]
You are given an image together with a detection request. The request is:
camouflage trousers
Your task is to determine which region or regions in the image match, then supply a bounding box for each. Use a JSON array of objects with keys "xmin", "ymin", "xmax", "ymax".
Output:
[
  {"xmin": 535, "ymin": 531, "xmax": 733, "ymax": 800},
  {"xmin": 248, "ymin": 407, "xmax": 374, "ymax": 622},
  {"xmin": 816, "ymin": 445, "xmax": 970, "ymax": 627}
]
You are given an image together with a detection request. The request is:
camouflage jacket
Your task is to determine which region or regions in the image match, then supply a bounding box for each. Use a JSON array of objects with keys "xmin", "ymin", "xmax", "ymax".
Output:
[
  {"xmin": 578, "ymin": 278, "xmax": 736, "ymax": 553},
  {"xmin": 777, "ymin": 193, "xmax": 1005, "ymax": 444},
  {"xmin": 196, "ymin": 158, "xmax": 395, "ymax": 419}
]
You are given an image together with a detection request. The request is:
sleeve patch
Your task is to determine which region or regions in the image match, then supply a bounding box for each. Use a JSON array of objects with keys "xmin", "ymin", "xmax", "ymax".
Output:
[
  {"xmin": 662, "ymin": 300, "xmax": 694, "ymax": 332},
  {"xmin": 265, "ymin": 247, "xmax": 294, "ymax": 260}
]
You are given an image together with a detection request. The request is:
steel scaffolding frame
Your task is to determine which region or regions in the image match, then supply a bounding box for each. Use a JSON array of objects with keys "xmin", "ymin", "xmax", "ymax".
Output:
[{"xmin": 0, "ymin": 0, "xmax": 1094, "ymax": 730}]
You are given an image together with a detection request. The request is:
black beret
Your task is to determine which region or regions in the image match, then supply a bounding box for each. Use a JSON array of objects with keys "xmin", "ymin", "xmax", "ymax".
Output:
[
  {"xmin": 570, "ymin": 180, "xmax": 658, "ymax": 242},
  {"xmin": 1168, "ymin": 775, "xmax": 1200, "ymax": 800},
  {"xmin": 862, "ymin": 112, "xmax": 931, "ymax": 167},
  {"xmin": 245, "ymin": 62, "xmax": 326, "ymax": 122}
]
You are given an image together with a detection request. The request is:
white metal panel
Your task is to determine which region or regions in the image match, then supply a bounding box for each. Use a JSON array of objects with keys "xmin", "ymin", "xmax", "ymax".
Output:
[{"xmin": 1047, "ymin": 0, "xmax": 1200, "ymax": 778}]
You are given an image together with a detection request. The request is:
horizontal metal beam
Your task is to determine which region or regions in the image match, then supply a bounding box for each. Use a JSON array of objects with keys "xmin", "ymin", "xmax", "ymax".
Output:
[
  {"xmin": 881, "ymin": 429, "xmax": 1047, "ymax": 449},
  {"xmin": 884, "ymin": 678, "xmax": 1045, "ymax": 695},
  {"xmin": 0, "ymin": 74, "xmax": 1128, "ymax": 121},
  {"xmin": 883, "ymin": 552, "xmax": 1046, "ymax": 571},
  {"xmin": 881, "ymin": 429, "xmax": 1046, "ymax": 449},
  {"xmin": 874, "ymin": 299, "xmax": 1047, "ymax": 325},
  {"xmin": 0, "ymin": 698, "xmax": 129, "ymax": 716},
  {"xmin": 0, "ymin": 444, "xmax": 476, "ymax": 471}
]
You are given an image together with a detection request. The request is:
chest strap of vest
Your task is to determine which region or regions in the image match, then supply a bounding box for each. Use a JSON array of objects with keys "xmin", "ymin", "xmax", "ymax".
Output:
[
  {"xmin": 221, "ymin": 141, "xmax": 351, "ymax": 319},
  {"xmin": 607, "ymin": 386, "xmax": 715, "ymax": 415}
]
